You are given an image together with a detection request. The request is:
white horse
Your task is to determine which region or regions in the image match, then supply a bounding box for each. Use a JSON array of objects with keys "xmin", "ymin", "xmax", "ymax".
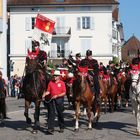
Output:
[{"xmin": 129, "ymin": 69, "xmax": 140, "ymax": 136}]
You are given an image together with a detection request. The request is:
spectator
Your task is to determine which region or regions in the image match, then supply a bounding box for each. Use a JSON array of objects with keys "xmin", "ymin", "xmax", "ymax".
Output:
[{"xmin": 42, "ymin": 70, "xmax": 66, "ymax": 134}]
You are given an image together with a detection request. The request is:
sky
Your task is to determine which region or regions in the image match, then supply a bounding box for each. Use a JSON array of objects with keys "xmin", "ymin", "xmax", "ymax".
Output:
[{"xmin": 119, "ymin": 0, "xmax": 140, "ymax": 41}]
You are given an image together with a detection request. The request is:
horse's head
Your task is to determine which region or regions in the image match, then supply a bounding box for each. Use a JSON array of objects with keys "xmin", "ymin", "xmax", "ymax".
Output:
[
  {"xmin": 130, "ymin": 69, "xmax": 140, "ymax": 87},
  {"xmin": 26, "ymin": 57, "xmax": 41, "ymax": 74}
]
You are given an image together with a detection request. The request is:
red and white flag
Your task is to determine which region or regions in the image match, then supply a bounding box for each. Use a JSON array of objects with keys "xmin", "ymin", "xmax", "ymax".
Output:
[{"xmin": 33, "ymin": 14, "xmax": 55, "ymax": 51}]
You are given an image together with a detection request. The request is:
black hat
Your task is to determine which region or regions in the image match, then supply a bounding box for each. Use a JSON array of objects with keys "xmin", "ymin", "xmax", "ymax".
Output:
[
  {"xmin": 86, "ymin": 50, "xmax": 92, "ymax": 56},
  {"xmin": 76, "ymin": 53, "xmax": 81, "ymax": 58},
  {"xmin": 32, "ymin": 40, "xmax": 40, "ymax": 47},
  {"xmin": 132, "ymin": 58, "xmax": 139, "ymax": 65}
]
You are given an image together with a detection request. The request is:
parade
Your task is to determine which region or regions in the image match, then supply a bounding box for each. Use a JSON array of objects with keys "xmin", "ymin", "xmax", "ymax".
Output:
[{"xmin": 0, "ymin": 0, "xmax": 140, "ymax": 140}]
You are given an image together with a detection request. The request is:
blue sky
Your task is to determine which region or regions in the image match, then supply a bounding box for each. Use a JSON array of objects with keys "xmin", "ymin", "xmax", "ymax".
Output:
[{"xmin": 119, "ymin": 0, "xmax": 140, "ymax": 41}]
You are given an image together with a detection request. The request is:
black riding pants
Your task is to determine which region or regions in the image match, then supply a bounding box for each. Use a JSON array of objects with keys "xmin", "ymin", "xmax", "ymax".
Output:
[{"xmin": 47, "ymin": 97, "xmax": 65, "ymax": 130}]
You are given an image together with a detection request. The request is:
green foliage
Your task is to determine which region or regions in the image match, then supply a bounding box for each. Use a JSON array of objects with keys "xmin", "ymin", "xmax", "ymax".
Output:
[{"xmin": 112, "ymin": 56, "xmax": 119, "ymax": 64}]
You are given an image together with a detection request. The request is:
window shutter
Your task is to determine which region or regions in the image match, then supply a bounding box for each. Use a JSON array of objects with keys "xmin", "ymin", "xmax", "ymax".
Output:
[
  {"xmin": 64, "ymin": 43, "xmax": 71, "ymax": 57},
  {"xmin": 25, "ymin": 39, "xmax": 32, "ymax": 54},
  {"xmin": 77, "ymin": 17, "xmax": 81, "ymax": 30},
  {"xmin": 81, "ymin": 39, "xmax": 91, "ymax": 56},
  {"xmin": 25, "ymin": 17, "xmax": 31, "ymax": 31},
  {"xmin": 51, "ymin": 43, "xmax": 57, "ymax": 58},
  {"xmin": 56, "ymin": 16, "xmax": 65, "ymax": 34},
  {"xmin": 90, "ymin": 17, "xmax": 94, "ymax": 30}
]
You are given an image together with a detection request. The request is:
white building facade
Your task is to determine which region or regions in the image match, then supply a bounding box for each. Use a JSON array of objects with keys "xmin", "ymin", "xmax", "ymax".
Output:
[
  {"xmin": 112, "ymin": 5, "xmax": 124, "ymax": 61},
  {"xmin": 8, "ymin": 0, "xmax": 118, "ymax": 76},
  {"xmin": 0, "ymin": 0, "xmax": 7, "ymax": 79}
]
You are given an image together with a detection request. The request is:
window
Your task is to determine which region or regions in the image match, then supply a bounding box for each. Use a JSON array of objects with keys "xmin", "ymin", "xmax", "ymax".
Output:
[
  {"xmin": 56, "ymin": 16, "xmax": 65, "ymax": 34},
  {"xmin": 82, "ymin": 17, "xmax": 90, "ymax": 29},
  {"xmin": 32, "ymin": 17, "xmax": 35, "ymax": 29},
  {"xmin": 25, "ymin": 17, "xmax": 31, "ymax": 31},
  {"xmin": 77, "ymin": 17, "xmax": 94, "ymax": 30},
  {"xmin": 25, "ymin": 17, "xmax": 35, "ymax": 31}
]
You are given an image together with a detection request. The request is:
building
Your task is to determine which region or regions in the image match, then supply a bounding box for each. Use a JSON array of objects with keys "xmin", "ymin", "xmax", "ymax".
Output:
[
  {"xmin": 7, "ymin": 0, "xmax": 119, "ymax": 76},
  {"xmin": 112, "ymin": 3, "xmax": 124, "ymax": 61},
  {"xmin": 0, "ymin": 0, "xmax": 7, "ymax": 79},
  {"xmin": 121, "ymin": 35, "xmax": 140, "ymax": 62}
]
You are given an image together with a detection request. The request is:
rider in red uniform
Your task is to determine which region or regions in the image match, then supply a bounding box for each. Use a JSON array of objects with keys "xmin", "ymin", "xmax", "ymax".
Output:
[
  {"xmin": 79, "ymin": 50, "xmax": 100, "ymax": 102},
  {"xmin": 27, "ymin": 40, "xmax": 47, "ymax": 68}
]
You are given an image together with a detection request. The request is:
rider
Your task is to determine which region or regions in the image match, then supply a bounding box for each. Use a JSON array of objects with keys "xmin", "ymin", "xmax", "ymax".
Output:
[
  {"xmin": 79, "ymin": 50, "xmax": 100, "ymax": 102},
  {"xmin": 0, "ymin": 71, "xmax": 6, "ymax": 118},
  {"xmin": 131, "ymin": 52, "xmax": 140, "ymax": 70},
  {"xmin": 99, "ymin": 62, "xmax": 107, "ymax": 75},
  {"xmin": 75, "ymin": 53, "xmax": 81, "ymax": 67},
  {"xmin": 27, "ymin": 40, "xmax": 47, "ymax": 68},
  {"xmin": 42, "ymin": 70, "xmax": 66, "ymax": 134}
]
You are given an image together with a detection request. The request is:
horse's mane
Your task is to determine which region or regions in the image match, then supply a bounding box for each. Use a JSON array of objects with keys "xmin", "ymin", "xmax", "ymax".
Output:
[{"xmin": 26, "ymin": 57, "xmax": 43, "ymax": 74}]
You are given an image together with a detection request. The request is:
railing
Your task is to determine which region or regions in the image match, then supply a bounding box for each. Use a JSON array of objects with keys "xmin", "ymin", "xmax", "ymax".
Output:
[
  {"xmin": 49, "ymin": 50, "xmax": 71, "ymax": 58},
  {"xmin": 52, "ymin": 27, "xmax": 71, "ymax": 36},
  {"xmin": 112, "ymin": 28, "xmax": 118, "ymax": 39}
]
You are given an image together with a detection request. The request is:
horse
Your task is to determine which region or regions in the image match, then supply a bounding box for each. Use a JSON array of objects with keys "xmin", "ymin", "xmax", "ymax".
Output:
[
  {"xmin": 0, "ymin": 79, "xmax": 6, "ymax": 126},
  {"xmin": 22, "ymin": 56, "xmax": 51, "ymax": 133},
  {"xmin": 72, "ymin": 67, "xmax": 100, "ymax": 131},
  {"xmin": 107, "ymin": 73, "xmax": 118, "ymax": 112},
  {"xmin": 117, "ymin": 71, "xmax": 127, "ymax": 107},
  {"xmin": 98, "ymin": 72, "xmax": 109, "ymax": 113},
  {"xmin": 129, "ymin": 68, "xmax": 140, "ymax": 136}
]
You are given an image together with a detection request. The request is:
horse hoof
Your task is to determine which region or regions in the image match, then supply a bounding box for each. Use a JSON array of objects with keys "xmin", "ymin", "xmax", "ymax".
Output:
[
  {"xmin": 32, "ymin": 129, "xmax": 37, "ymax": 134},
  {"xmin": 74, "ymin": 128, "xmax": 79, "ymax": 132}
]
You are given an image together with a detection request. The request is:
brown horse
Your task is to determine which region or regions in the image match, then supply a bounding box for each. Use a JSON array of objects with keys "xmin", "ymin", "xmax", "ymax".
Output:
[
  {"xmin": 98, "ymin": 73, "xmax": 109, "ymax": 113},
  {"xmin": 22, "ymin": 56, "xmax": 51, "ymax": 133},
  {"xmin": 117, "ymin": 71, "xmax": 127, "ymax": 106},
  {"xmin": 72, "ymin": 67, "xmax": 100, "ymax": 131},
  {"xmin": 107, "ymin": 74, "xmax": 118, "ymax": 112}
]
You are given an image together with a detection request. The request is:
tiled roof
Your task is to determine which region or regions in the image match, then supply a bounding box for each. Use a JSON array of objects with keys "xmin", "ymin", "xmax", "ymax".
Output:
[
  {"xmin": 112, "ymin": 7, "xmax": 119, "ymax": 21},
  {"xmin": 8, "ymin": 0, "xmax": 118, "ymax": 6},
  {"xmin": 121, "ymin": 35, "xmax": 140, "ymax": 62}
]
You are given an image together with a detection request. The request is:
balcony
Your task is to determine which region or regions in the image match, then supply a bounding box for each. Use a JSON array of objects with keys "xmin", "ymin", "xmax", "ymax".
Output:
[
  {"xmin": 52, "ymin": 27, "xmax": 71, "ymax": 37},
  {"xmin": 49, "ymin": 50, "xmax": 71, "ymax": 58}
]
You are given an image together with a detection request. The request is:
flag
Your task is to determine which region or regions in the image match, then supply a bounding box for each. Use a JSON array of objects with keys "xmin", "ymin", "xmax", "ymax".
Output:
[
  {"xmin": 33, "ymin": 14, "xmax": 55, "ymax": 52},
  {"xmin": 35, "ymin": 14, "xmax": 55, "ymax": 34}
]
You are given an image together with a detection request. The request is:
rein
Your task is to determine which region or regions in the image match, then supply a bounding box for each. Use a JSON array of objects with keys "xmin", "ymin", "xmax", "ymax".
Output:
[{"xmin": 33, "ymin": 72, "xmax": 38, "ymax": 96}]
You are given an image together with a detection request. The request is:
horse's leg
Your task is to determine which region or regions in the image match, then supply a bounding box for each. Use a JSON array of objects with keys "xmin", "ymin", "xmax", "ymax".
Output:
[
  {"xmin": 136, "ymin": 104, "xmax": 140, "ymax": 135},
  {"xmin": 83, "ymin": 107, "xmax": 87, "ymax": 116},
  {"xmin": 111, "ymin": 95, "xmax": 114, "ymax": 112},
  {"xmin": 32, "ymin": 101, "xmax": 41, "ymax": 134},
  {"xmin": 87, "ymin": 104, "xmax": 92, "ymax": 130},
  {"xmin": 104, "ymin": 96, "xmax": 108, "ymax": 114},
  {"xmin": 75, "ymin": 101, "xmax": 80, "ymax": 131},
  {"xmin": 24, "ymin": 100, "xmax": 32, "ymax": 124}
]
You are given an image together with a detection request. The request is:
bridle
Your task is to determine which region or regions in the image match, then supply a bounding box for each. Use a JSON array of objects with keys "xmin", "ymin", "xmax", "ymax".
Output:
[{"xmin": 130, "ymin": 70, "xmax": 140, "ymax": 85}]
